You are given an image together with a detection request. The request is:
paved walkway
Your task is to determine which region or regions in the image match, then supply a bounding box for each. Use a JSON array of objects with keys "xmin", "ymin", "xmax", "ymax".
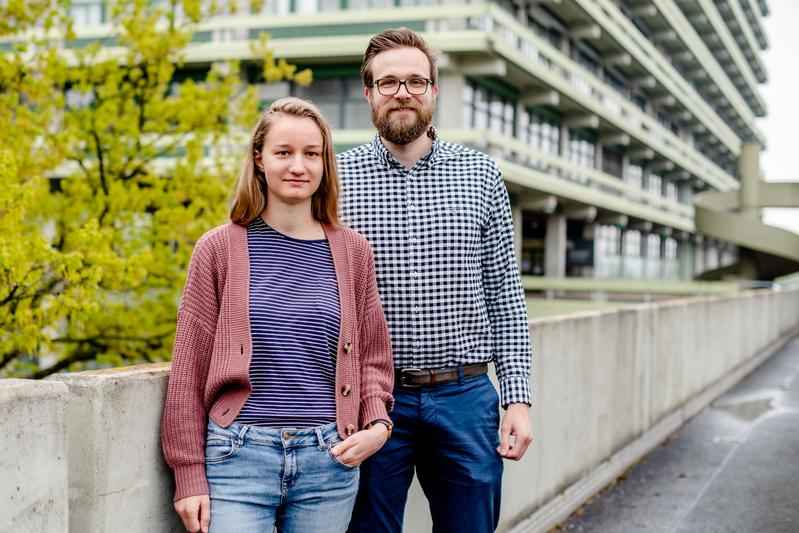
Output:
[{"xmin": 560, "ymin": 335, "xmax": 799, "ymax": 533}]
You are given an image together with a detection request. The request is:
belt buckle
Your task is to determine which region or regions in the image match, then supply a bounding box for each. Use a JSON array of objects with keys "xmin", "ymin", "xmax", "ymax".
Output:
[{"xmin": 399, "ymin": 367, "xmax": 423, "ymax": 387}]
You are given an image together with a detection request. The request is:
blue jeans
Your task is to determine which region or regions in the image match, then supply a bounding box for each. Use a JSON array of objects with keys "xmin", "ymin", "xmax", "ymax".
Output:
[
  {"xmin": 348, "ymin": 374, "xmax": 504, "ymax": 533},
  {"xmin": 205, "ymin": 419, "xmax": 359, "ymax": 533}
]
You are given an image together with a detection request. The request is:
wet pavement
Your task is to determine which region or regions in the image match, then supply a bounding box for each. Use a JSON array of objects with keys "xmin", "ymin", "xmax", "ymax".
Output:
[{"xmin": 559, "ymin": 335, "xmax": 799, "ymax": 533}]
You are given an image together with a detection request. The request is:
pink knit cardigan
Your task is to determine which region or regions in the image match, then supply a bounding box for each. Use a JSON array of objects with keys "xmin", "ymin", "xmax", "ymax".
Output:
[{"xmin": 161, "ymin": 221, "xmax": 394, "ymax": 501}]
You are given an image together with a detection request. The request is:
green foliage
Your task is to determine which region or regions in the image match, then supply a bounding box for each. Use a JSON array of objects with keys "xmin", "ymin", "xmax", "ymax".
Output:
[{"xmin": 0, "ymin": 0, "xmax": 311, "ymax": 378}]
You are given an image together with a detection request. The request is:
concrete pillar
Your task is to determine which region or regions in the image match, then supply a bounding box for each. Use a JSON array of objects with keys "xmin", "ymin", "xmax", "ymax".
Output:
[
  {"xmin": 50, "ymin": 365, "xmax": 181, "ymax": 533},
  {"xmin": 545, "ymin": 213, "xmax": 567, "ymax": 277},
  {"xmin": 739, "ymin": 143, "xmax": 762, "ymax": 219},
  {"xmin": 512, "ymin": 203, "xmax": 523, "ymax": 269},
  {"xmin": 679, "ymin": 239, "xmax": 695, "ymax": 280},
  {"xmin": 436, "ymin": 74, "xmax": 466, "ymax": 129},
  {"xmin": 1, "ymin": 379, "xmax": 70, "ymax": 533}
]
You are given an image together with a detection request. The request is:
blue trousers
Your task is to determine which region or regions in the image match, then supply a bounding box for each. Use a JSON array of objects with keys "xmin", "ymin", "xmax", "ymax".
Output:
[
  {"xmin": 205, "ymin": 420, "xmax": 359, "ymax": 533},
  {"xmin": 348, "ymin": 374, "xmax": 503, "ymax": 533}
]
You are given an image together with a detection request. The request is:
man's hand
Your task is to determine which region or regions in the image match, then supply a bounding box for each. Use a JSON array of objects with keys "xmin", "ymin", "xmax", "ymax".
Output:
[
  {"xmin": 174, "ymin": 494, "xmax": 210, "ymax": 533},
  {"xmin": 497, "ymin": 403, "xmax": 533, "ymax": 460},
  {"xmin": 331, "ymin": 424, "xmax": 389, "ymax": 466}
]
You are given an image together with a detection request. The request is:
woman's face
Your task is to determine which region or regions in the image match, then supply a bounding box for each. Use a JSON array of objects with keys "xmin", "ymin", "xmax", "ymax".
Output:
[{"xmin": 257, "ymin": 114, "xmax": 325, "ymax": 210}]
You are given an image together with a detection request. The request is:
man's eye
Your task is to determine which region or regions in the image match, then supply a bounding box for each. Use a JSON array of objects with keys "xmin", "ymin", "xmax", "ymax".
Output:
[
  {"xmin": 408, "ymin": 78, "xmax": 426, "ymax": 87},
  {"xmin": 379, "ymin": 79, "xmax": 399, "ymax": 88}
]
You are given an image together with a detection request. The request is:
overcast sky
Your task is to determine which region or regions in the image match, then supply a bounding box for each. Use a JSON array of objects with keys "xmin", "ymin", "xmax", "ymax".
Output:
[{"xmin": 758, "ymin": 0, "xmax": 799, "ymax": 233}]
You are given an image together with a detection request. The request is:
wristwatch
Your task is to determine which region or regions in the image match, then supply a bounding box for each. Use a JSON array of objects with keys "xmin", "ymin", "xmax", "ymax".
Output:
[{"xmin": 366, "ymin": 420, "xmax": 393, "ymax": 440}]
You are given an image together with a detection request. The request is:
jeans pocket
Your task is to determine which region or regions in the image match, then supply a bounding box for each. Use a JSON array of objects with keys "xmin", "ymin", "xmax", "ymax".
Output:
[
  {"xmin": 326, "ymin": 438, "xmax": 358, "ymax": 470},
  {"xmin": 204, "ymin": 435, "xmax": 238, "ymax": 463}
]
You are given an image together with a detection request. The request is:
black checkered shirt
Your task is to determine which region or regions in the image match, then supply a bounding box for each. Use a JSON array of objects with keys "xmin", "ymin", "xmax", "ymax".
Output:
[{"xmin": 337, "ymin": 132, "xmax": 532, "ymax": 407}]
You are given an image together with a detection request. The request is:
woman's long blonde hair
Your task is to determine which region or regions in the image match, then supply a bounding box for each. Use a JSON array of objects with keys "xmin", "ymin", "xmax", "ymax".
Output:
[{"xmin": 230, "ymin": 97, "xmax": 340, "ymax": 227}]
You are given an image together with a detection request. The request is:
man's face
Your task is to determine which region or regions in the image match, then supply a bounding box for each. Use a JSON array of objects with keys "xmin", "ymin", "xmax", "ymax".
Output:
[{"xmin": 365, "ymin": 47, "xmax": 438, "ymax": 145}]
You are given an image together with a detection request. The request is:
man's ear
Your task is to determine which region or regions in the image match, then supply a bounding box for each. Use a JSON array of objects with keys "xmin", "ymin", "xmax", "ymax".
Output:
[{"xmin": 364, "ymin": 85, "xmax": 371, "ymax": 101}]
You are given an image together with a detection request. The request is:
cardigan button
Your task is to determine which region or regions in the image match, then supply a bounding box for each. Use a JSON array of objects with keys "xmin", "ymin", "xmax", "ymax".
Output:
[
  {"xmin": 344, "ymin": 342, "xmax": 353, "ymax": 354},
  {"xmin": 341, "ymin": 384, "xmax": 351, "ymax": 396},
  {"xmin": 345, "ymin": 424, "xmax": 355, "ymax": 436}
]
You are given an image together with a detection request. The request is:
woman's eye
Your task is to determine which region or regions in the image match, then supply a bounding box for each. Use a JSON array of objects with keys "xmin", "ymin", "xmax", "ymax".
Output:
[{"xmin": 306, "ymin": 151, "xmax": 319, "ymax": 157}]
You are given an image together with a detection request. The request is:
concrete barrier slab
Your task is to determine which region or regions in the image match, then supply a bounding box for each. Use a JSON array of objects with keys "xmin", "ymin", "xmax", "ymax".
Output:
[{"xmin": 0, "ymin": 379, "xmax": 69, "ymax": 533}]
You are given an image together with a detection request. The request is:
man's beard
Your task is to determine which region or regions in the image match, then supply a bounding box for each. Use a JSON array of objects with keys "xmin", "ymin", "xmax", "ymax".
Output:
[{"xmin": 371, "ymin": 99, "xmax": 435, "ymax": 145}]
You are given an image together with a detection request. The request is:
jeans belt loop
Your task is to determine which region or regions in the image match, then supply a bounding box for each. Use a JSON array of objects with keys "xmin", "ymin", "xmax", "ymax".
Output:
[
  {"xmin": 457, "ymin": 365, "xmax": 464, "ymax": 385},
  {"xmin": 314, "ymin": 426, "xmax": 326, "ymax": 450},
  {"xmin": 236, "ymin": 424, "xmax": 249, "ymax": 446}
]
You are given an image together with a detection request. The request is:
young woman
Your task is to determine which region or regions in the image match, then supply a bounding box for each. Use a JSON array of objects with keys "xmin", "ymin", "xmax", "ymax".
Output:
[{"xmin": 161, "ymin": 97, "xmax": 394, "ymax": 533}]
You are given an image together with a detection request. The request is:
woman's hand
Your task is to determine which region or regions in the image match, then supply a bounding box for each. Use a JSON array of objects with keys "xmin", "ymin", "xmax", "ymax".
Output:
[
  {"xmin": 174, "ymin": 494, "xmax": 211, "ymax": 533},
  {"xmin": 330, "ymin": 424, "xmax": 389, "ymax": 467}
]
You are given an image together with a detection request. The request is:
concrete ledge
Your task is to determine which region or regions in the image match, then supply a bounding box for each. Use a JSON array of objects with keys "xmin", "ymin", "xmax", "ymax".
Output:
[
  {"xmin": 48, "ymin": 363, "xmax": 181, "ymax": 533},
  {"xmin": 3, "ymin": 289, "xmax": 798, "ymax": 532},
  {"xmin": 507, "ymin": 324, "xmax": 799, "ymax": 533},
  {"xmin": 0, "ymin": 379, "xmax": 70, "ymax": 533}
]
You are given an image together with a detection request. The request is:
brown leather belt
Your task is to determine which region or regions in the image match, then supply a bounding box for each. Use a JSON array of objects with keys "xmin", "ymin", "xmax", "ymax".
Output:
[{"xmin": 395, "ymin": 363, "xmax": 488, "ymax": 388}]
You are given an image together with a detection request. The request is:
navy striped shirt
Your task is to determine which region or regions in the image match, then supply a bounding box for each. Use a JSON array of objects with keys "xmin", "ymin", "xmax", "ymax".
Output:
[{"xmin": 236, "ymin": 217, "xmax": 340, "ymax": 428}]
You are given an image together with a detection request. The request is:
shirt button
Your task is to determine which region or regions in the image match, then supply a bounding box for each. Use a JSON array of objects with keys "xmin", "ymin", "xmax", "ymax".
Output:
[
  {"xmin": 346, "ymin": 424, "xmax": 355, "ymax": 436},
  {"xmin": 414, "ymin": 306, "xmax": 420, "ymax": 313},
  {"xmin": 414, "ymin": 341, "xmax": 421, "ymax": 347},
  {"xmin": 409, "ymin": 204, "xmax": 416, "ymax": 210},
  {"xmin": 412, "ymin": 271, "xmax": 419, "ymax": 278},
  {"xmin": 341, "ymin": 384, "xmax": 351, "ymax": 396},
  {"xmin": 343, "ymin": 342, "xmax": 353, "ymax": 354},
  {"xmin": 410, "ymin": 237, "xmax": 417, "ymax": 244}
]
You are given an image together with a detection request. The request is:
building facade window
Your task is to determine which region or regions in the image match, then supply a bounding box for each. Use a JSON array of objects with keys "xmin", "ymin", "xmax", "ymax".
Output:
[
  {"xmin": 463, "ymin": 79, "xmax": 516, "ymax": 137},
  {"xmin": 290, "ymin": 75, "xmax": 372, "ymax": 130},
  {"xmin": 519, "ymin": 108, "xmax": 560, "ymax": 169},
  {"xmin": 70, "ymin": 0, "xmax": 104, "ymax": 27}
]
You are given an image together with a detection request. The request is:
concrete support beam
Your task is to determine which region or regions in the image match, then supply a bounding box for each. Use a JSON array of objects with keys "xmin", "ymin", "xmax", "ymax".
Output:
[
  {"xmin": 598, "ymin": 213, "xmax": 629, "ymax": 227},
  {"xmin": 631, "ymin": 76, "xmax": 657, "ymax": 90},
  {"xmin": 652, "ymin": 95, "xmax": 677, "ymax": 107},
  {"xmin": 631, "ymin": 4, "xmax": 657, "ymax": 17},
  {"xmin": 629, "ymin": 220, "xmax": 654, "ymax": 232},
  {"xmin": 521, "ymin": 89, "xmax": 560, "ymax": 107},
  {"xmin": 521, "ymin": 194, "xmax": 558, "ymax": 214},
  {"xmin": 599, "ymin": 133, "xmax": 630, "ymax": 146},
  {"xmin": 1, "ymin": 379, "xmax": 70, "ymax": 533},
  {"xmin": 572, "ymin": 24, "xmax": 601, "ymax": 39},
  {"xmin": 651, "ymin": 30, "xmax": 677, "ymax": 42},
  {"xmin": 605, "ymin": 53, "xmax": 632, "ymax": 67},
  {"xmin": 628, "ymin": 148, "xmax": 655, "ymax": 161},
  {"xmin": 564, "ymin": 114, "xmax": 599, "ymax": 129},
  {"xmin": 545, "ymin": 214, "xmax": 567, "ymax": 277},
  {"xmin": 460, "ymin": 58, "xmax": 507, "ymax": 77},
  {"xmin": 648, "ymin": 160, "xmax": 675, "ymax": 174},
  {"xmin": 564, "ymin": 205, "xmax": 598, "ymax": 222}
]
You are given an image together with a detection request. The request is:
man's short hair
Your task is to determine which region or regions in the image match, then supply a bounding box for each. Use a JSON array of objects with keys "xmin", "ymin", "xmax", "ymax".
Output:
[{"xmin": 360, "ymin": 27, "xmax": 438, "ymax": 88}]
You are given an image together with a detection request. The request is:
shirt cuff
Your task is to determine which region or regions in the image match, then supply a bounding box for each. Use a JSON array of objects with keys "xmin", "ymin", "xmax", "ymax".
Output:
[{"xmin": 499, "ymin": 375, "xmax": 532, "ymax": 409}]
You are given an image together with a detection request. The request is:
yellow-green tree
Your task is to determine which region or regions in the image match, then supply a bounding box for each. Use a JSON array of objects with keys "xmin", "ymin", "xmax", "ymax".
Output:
[{"xmin": 0, "ymin": 0, "xmax": 310, "ymax": 378}]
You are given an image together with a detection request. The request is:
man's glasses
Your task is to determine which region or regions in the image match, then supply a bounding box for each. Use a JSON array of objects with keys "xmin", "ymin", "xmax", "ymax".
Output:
[{"xmin": 372, "ymin": 77, "xmax": 434, "ymax": 96}]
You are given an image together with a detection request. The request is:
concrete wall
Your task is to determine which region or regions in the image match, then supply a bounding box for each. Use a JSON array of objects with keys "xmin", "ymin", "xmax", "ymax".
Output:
[
  {"xmin": 0, "ymin": 379, "xmax": 69, "ymax": 533},
  {"xmin": 1, "ymin": 288, "xmax": 798, "ymax": 532}
]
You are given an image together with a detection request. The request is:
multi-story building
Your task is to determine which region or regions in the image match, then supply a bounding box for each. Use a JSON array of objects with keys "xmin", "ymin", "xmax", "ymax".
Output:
[{"xmin": 64, "ymin": 0, "xmax": 799, "ymax": 280}]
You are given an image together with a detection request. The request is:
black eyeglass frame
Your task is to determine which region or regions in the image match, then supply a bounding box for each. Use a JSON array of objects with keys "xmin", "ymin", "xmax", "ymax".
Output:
[{"xmin": 371, "ymin": 77, "xmax": 435, "ymax": 96}]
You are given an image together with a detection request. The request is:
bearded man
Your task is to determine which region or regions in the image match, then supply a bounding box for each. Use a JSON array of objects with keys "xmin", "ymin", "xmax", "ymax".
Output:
[{"xmin": 336, "ymin": 27, "xmax": 534, "ymax": 533}]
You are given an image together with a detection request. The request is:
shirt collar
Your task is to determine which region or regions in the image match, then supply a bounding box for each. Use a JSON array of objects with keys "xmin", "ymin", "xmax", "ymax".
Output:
[{"xmin": 369, "ymin": 126, "xmax": 442, "ymax": 170}]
